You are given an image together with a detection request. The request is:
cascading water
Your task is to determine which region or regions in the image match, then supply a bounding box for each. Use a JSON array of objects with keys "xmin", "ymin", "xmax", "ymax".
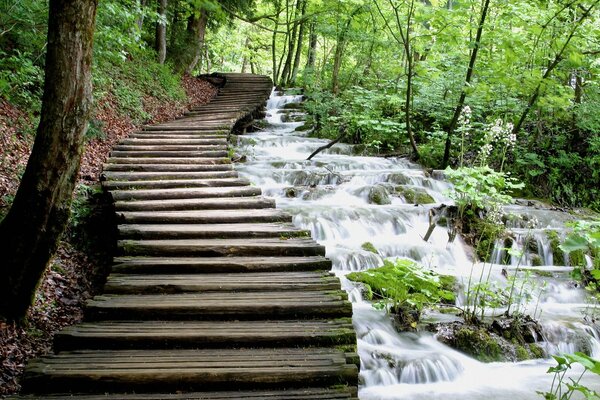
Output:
[{"xmin": 234, "ymin": 89, "xmax": 600, "ymax": 399}]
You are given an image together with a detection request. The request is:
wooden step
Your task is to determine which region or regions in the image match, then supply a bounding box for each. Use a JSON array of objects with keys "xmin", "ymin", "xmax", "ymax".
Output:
[
  {"xmin": 103, "ymin": 163, "xmax": 233, "ymax": 172},
  {"xmin": 106, "ymin": 157, "xmax": 231, "ymax": 165},
  {"xmin": 109, "ymin": 150, "xmax": 228, "ymax": 158},
  {"xmin": 15, "ymin": 387, "xmax": 358, "ymax": 399},
  {"xmin": 116, "ymin": 209, "xmax": 289, "ymax": 223},
  {"xmin": 110, "ymin": 186, "xmax": 261, "ymax": 201},
  {"xmin": 117, "ymin": 238, "xmax": 325, "ymax": 257},
  {"xmin": 144, "ymin": 125, "xmax": 229, "ymax": 132},
  {"xmin": 127, "ymin": 133, "xmax": 227, "ymax": 139},
  {"xmin": 113, "ymin": 145, "xmax": 226, "ymax": 151},
  {"xmin": 103, "ymin": 271, "xmax": 340, "ymax": 294},
  {"xmin": 102, "ymin": 171, "xmax": 238, "ymax": 181},
  {"xmin": 111, "ymin": 256, "xmax": 332, "ymax": 274},
  {"xmin": 54, "ymin": 319, "xmax": 356, "ymax": 351},
  {"xmin": 118, "ymin": 222, "xmax": 308, "ymax": 239},
  {"xmin": 85, "ymin": 291, "xmax": 351, "ymax": 320},
  {"xmin": 103, "ymin": 178, "xmax": 249, "ymax": 190},
  {"xmin": 120, "ymin": 138, "xmax": 227, "ymax": 145},
  {"xmin": 114, "ymin": 196, "xmax": 275, "ymax": 211},
  {"xmin": 21, "ymin": 348, "xmax": 358, "ymax": 394}
]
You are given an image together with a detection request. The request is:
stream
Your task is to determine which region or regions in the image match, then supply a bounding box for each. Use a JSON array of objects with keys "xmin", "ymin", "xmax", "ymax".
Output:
[{"xmin": 233, "ymin": 89, "xmax": 600, "ymax": 399}]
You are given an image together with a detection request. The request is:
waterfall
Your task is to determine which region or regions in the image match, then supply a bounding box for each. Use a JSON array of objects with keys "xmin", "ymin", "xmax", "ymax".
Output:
[{"xmin": 234, "ymin": 88, "xmax": 600, "ymax": 399}]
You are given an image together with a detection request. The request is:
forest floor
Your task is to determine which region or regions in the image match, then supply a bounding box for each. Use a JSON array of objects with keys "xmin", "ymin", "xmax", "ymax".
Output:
[{"xmin": 0, "ymin": 76, "xmax": 217, "ymax": 397}]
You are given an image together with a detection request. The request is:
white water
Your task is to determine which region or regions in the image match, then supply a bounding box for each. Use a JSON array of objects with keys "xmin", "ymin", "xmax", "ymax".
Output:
[{"xmin": 234, "ymin": 90, "xmax": 600, "ymax": 399}]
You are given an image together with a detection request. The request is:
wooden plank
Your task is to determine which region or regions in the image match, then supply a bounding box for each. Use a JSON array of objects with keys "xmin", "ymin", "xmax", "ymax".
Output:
[
  {"xmin": 15, "ymin": 388, "xmax": 358, "ymax": 399},
  {"xmin": 118, "ymin": 222, "xmax": 308, "ymax": 239},
  {"xmin": 102, "ymin": 164, "xmax": 233, "ymax": 172},
  {"xmin": 110, "ymin": 186, "xmax": 261, "ymax": 201},
  {"xmin": 113, "ymin": 145, "xmax": 226, "ymax": 151},
  {"xmin": 111, "ymin": 256, "xmax": 332, "ymax": 274},
  {"xmin": 103, "ymin": 178, "xmax": 249, "ymax": 190},
  {"xmin": 85, "ymin": 292, "xmax": 352, "ymax": 320},
  {"xmin": 21, "ymin": 348, "xmax": 358, "ymax": 394},
  {"xmin": 103, "ymin": 271, "xmax": 340, "ymax": 294},
  {"xmin": 102, "ymin": 171, "xmax": 238, "ymax": 181},
  {"xmin": 114, "ymin": 197, "xmax": 275, "ymax": 211},
  {"xmin": 119, "ymin": 139, "xmax": 227, "ymax": 145},
  {"xmin": 109, "ymin": 150, "xmax": 228, "ymax": 158},
  {"xmin": 116, "ymin": 238, "xmax": 325, "ymax": 257},
  {"xmin": 116, "ymin": 209, "xmax": 290, "ymax": 223},
  {"xmin": 105, "ymin": 157, "xmax": 231, "ymax": 165},
  {"xmin": 54, "ymin": 319, "xmax": 356, "ymax": 351}
]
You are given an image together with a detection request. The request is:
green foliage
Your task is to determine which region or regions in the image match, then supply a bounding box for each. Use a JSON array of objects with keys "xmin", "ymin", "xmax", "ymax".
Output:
[
  {"xmin": 538, "ymin": 352, "xmax": 600, "ymax": 400},
  {"xmin": 560, "ymin": 221, "xmax": 600, "ymax": 299},
  {"xmin": 444, "ymin": 166, "xmax": 524, "ymax": 217},
  {"xmin": 347, "ymin": 258, "xmax": 455, "ymax": 318}
]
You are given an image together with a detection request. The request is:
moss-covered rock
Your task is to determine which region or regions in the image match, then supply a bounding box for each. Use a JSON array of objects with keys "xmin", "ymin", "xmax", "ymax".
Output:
[
  {"xmin": 546, "ymin": 230, "xmax": 565, "ymax": 265},
  {"xmin": 395, "ymin": 186, "xmax": 435, "ymax": 204},
  {"xmin": 569, "ymin": 249, "xmax": 586, "ymax": 267},
  {"xmin": 530, "ymin": 254, "xmax": 543, "ymax": 267},
  {"xmin": 368, "ymin": 185, "xmax": 391, "ymax": 205},
  {"xmin": 361, "ymin": 242, "xmax": 379, "ymax": 254}
]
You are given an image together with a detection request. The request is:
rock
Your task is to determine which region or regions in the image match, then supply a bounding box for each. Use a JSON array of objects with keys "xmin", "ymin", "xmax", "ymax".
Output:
[
  {"xmin": 368, "ymin": 185, "xmax": 391, "ymax": 205},
  {"xmin": 395, "ymin": 186, "xmax": 435, "ymax": 204}
]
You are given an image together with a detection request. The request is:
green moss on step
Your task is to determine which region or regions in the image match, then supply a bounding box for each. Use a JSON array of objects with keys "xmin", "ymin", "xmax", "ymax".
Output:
[
  {"xmin": 546, "ymin": 230, "xmax": 565, "ymax": 264},
  {"xmin": 361, "ymin": 242, "xmax": 378, "ymax": 254},
  {"xmin": 395, "ymin": 186, "xmax": 435, "ymax": 204}
]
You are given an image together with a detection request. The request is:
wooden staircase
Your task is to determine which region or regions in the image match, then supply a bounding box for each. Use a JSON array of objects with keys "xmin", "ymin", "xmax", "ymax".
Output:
[{"xmin": 16, "ymin": 73, "xmax": 359, "ymax": 399}]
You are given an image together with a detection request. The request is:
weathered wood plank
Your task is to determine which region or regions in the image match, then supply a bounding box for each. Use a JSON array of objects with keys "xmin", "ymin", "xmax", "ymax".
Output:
[
  {"xmin": 102, "ymin": 164, "xmax": 233, "ymax": 172},
  {"xmin": 116, "ymin": 209, "xmax": 290, "ymax": 223},
  {"xmin": 118, "ymin": 222, "xmax": 308, "ymax": 239},
  {"xmin": 109, "ymin": 150, "xmax": 228, "ymax": 158},
  {"xmin": 111, "ymin": 256, "xmax": 332, "ymax": 274},
  {"xmin": 117, "ymin": 238, "xmax": 325, "ymax": 257},
  {"xmin": 105, "ymin": 157, "xmax": 231, "ymax": 165},
  {"xmin": 15, "ymin": 388, "xmax": 358, "ymax": 399},
  {"xmin": 54, "ymin": 319, "xmax": 356, "ymax": 351},
  {"xmin": 85, "ymin": 292, "xmax": 351, "ymax": 320},
  {"xmin": 103, "ymin": 178, "xmax": 249, "ymax": 190},
  {"xmin": 114, "ymin": 196, "xmax": 275, "ymax": 211},
  {"xmin": 103, "ymin": 271, "xmax": 340, "ymax": 294},
  {"xmin": 21, "ymin": 348, "xmax": 358, "ymax": 393},
  {"xmin": 102, "ymin": 171, "xmax": 238, "ymax": 181},
  {"xmin": 113, "ymin": 145, "xmax": 226, "ymax": 151},
  {"xmin": 110, "ymin": 186, "xmax": 261, "ymax": 201}
]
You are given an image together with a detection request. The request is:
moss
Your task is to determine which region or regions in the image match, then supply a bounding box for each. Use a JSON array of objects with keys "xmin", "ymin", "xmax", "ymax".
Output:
[
  {"xmin": 515, "ymin": 345, "xmax": 529, "ymax": 361},
  {"xmin": 368, "ymin": 185, "xmax": 391, "ymax": 205},
  {"xmin": 453, "ymin": 327, "xmax": 503, "ymax": 362},
  {"xmin": 531, "ymin": 269, "xmax": 554, "ymax": 278},
  {"xmin": 361, "ymin": 242, "xmax": 378, "ymax": 254},
  {"xmin": 529, "ymin": 343, "xmax": 546, "ymax": 359},
  {"xmin": 530, "ymin": 254, "xmax": 543, "ymax": 267},
  {"xmin": 295, "ymin": 121, "xmax": 314, "ymax": 132},
  {"xmin": 546, "ymin": 230, "xmax": 565, "ymax": 264},
  {"xmin": 569, "ymin": 249, "xmax": 586, "ymax": 267},
  {"xmin": 395, "ymin": 186, "xmax": 435, "ymax": 204},
  {"xmin": 347, "ymin": 259, "xmax": 455, "ymax": 316}
]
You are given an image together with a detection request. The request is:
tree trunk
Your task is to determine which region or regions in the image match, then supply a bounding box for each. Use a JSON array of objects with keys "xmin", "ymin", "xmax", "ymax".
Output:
[
  {"xmin": 156, "ymin": 0, "xmax": 167, "ymax": 64},
  {"xmin": 186, "ymin": 8, "xmax": 208, "ymax": 75},
  {"xmin": 281, "ymin": 0, "xmax": 302, "ymax": 86},
  {"xmin": 442, "ymin": 0, "xmax": 490, "ymax": 167},
  {"xmin": 290, "ymin": 0, "xmax": 308, "ymax": 85},
  {"xmin": 136, "ymin": 0, "xmax": 147, "ymax": 31},
  {"xmin": 0, "ymin": 0, "xmax": 97, "ymax": 320},
  {"xmin": 306, "ymin": 20, "xmax": 317, "ymax": 70}
]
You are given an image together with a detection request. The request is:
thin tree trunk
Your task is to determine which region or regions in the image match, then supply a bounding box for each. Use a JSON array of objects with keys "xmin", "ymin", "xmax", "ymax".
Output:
[
  {"xmin": 306, "ymin": 20, "xmax": 317, "ymax": 70},
  {"xmin": 442, "ymin": 0, "xmax": 490, "ymax": 167},
  {"xmin": 281, "ymin": 0, "xmax": 302, "ymax": 85},
  {"xmin": 136, "ymin": 0, "xmax": 147, "ymax": 31},
  {"xmin": 186, "ymin": 8, "xmax": 208, "ymax": 75},
  {"xmin": 156, "ymin": 0, "xmax": 167, "ymax": 64},
  {"xmin": 290, "ymin": 0, "xmax": 308, "ymax": 85},
  {"xmin": 0, "ymin": 0, "xmax": 97, "ymax": 320},
  {"xmin": 241, "ymin": 37, "xmax": 250, "ymax": 73}
]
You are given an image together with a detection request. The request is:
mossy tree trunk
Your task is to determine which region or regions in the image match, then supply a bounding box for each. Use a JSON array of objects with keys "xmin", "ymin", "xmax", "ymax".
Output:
[
  {"xmin": 0, "ymin": 0, "xmax": 97, "ymax": 321},
  {"xmin": 156, "ymin": 0, "xmax": 168, "ymax": 65}
]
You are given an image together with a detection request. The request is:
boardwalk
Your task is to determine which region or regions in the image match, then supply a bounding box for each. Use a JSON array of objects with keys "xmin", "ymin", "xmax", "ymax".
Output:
[{"xmin": 16, "ymin": 73, "xmax": 359, "ymax": 399}]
